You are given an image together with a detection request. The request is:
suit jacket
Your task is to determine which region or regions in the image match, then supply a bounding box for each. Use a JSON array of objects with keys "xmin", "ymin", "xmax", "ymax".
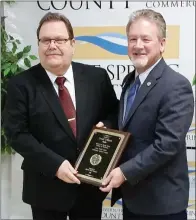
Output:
[
  {"xmin": 3, "ymin": 62, "xmax": 118, "ymax": 211},
  {"xmin": 112, "ymin": 58, "xmax": 194, "ymax": 215}
]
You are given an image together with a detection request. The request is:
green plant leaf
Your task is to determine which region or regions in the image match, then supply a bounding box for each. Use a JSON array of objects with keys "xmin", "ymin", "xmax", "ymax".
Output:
[
  {"xmin": 192, "ymin": 75, "xmax": 196, "ymax": 86},
  {"xmin": 2, "ymin": 63, "xmax": 12, "ymax": 70},
  {"xmin": 2, "ymin": 29, "xmax": 8, "ymax": 41},
  {"xmin": 6, "ymin": 146, "xmax": 12, "ymax": 154},
  {"xmin": 4, "ymin": 0, "xmax": 16, "ymax": 5},
  {"xmin": 10, "ymin": 63, "xmax": 18, "ymax": 74},
  {"xmin": 24, "ymin": 57, "xmax": 31, "ymax": 68},
  {"xmin": 3, "ymin": 67, "xmax": 11, "ymax": 76},
  {"xmin": 16, "ymin": 51, "xmax": 24, "ymax": 60},
  {"xmin": 12, "ymin": 42, "xmax": 17, "ymax": 53},
  {"xmin": 23, "ymin": 45, "xmax": 31, "ymax": 54},
  {"xmin": 29, "ymin": 55, "xmax": 37, "ymax": 60},
  {"xmin": 1, "ymin": 24, "xmax": 37, "ymax": 154},
  {"xmin": 9, "ymin": 35, "xmax": 14, "ymax": 40},
  {"xmin": 16, "ymin": 39, "xmax": 21, "ymax": 44}
]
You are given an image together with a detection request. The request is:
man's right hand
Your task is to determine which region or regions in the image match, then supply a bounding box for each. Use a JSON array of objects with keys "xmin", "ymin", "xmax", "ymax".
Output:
[{"xmin": 56, "ymin": 160, "xmax": 81, "ymax": 184}]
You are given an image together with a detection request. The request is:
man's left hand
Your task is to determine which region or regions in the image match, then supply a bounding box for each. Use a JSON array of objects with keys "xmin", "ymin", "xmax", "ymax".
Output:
[{"xmin": 99, "ymin": 167, "xmax": 126, "ymax": 192}]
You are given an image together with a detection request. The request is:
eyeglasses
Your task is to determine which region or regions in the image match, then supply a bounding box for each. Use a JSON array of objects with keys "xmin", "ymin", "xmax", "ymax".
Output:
[{"xmin": 38, "ymin": 38, "xmax": 71, "ymax": 46}]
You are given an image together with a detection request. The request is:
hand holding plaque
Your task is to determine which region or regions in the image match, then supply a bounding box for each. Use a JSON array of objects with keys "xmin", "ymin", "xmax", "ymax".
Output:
[{"xmin": 75, "ymin": 127, "xmax": 131, "ymax": 186}]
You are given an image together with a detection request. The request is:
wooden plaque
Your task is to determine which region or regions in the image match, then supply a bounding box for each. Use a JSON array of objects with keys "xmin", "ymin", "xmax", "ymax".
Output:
[{"xmin": 75, "ymin": 127, "xmax": 131, "ymax": 187}]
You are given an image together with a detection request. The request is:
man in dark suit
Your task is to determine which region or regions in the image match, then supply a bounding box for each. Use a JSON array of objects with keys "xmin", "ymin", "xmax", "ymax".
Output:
[
  {"xmin": 3, "ymin": 12, "xmax": 118, "ymax": 220},
  {"xmin": 100, "ymin": 9, "xmax": 194, "ymax": 220}
]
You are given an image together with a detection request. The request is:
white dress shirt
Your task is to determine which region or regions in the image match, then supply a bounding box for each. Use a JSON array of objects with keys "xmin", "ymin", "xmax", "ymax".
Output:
[
  {"xmin": 135, "ymin": 58, "xmax": 161, "ymax": 85},
  {"xmin": 45, "ymin": 65, "xmax": 76, "ymax": 109}
]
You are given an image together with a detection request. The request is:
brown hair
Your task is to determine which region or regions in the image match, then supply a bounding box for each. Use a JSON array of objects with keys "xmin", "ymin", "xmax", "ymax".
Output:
[
  {"xmin": 37, "ymin": 12, "xmax": 74, "ymax": 39},
  {"xmin": 126, "ymin": 9, "xmax": 166, "ymax": 39}
]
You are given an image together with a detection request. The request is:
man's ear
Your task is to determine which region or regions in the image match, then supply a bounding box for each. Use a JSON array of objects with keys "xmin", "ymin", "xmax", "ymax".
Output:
[
  {"xmin": 71, "ymin": 38, "xmax": 75, "ymax": 54},
  {"xmin": 160, "ymin": 38, "xmax": 166, "ymax": 53}
]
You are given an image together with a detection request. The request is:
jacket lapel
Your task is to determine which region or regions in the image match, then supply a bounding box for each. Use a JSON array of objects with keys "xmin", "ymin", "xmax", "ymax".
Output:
[
  {"xmin": 34, "ymin": 64, "xmax": 76, "ymax": 142},
  {"xmin": 72, "ymin": 62, "xmax": 86, "ymax": 142},
  {"xmin": 122, "ymin": 58, "xmax": 167, "ymax": 128}
]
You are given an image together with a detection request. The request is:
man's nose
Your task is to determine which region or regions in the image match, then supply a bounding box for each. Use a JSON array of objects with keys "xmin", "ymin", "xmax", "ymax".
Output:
[
  {"xmin": 135, "ymin": 39, "xmax": 144, "ymax": 48},
  {"xmin": 48, "ymin": 40, "xmax": 57, "ymax": 49}
]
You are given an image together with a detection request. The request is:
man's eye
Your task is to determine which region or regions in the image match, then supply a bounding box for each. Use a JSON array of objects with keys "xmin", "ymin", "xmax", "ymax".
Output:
[
  {"xmin": 42, "ymin": 39, "xmax": 50, "ymax": 44},
  {"xmin": 143, "ymin": 39, "xmax": 150, "ymax": 42},
  {"xmin": 56, "ymin": 39, "xmax": 64, "ymax": 44}
]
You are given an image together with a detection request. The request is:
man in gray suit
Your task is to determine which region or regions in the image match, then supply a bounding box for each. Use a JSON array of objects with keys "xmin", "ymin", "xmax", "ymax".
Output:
[{"xmin": 100, "ymin": 9, "xmax": 194, "ymax": 220}]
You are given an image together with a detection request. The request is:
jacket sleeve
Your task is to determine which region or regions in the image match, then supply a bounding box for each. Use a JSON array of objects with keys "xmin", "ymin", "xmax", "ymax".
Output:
[
  {"xmin": 120, "ymin": 77, "xmax": 194, "ymax": 185},
  {"xmin": 2, "ymin": 79, "xmax": 65, "ymax": 178}
]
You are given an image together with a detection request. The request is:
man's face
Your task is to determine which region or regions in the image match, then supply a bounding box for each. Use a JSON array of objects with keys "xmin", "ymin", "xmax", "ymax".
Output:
[
  {"xmin": 127, "ymin": 18, "xmax": 165, "ymax": 73},
  {"xmin": 38, "ymin": 21, "xmax": 75, "ymax": 75}
]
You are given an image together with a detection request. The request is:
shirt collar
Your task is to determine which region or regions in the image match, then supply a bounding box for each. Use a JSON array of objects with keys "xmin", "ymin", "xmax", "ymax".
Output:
[
  {"xmin": 135, "ymin": 58, "xmax": 161, "ymax": 85},
  {"xmin": 45, "ymin": 64, "xmax": 74, "ymax": 84}
]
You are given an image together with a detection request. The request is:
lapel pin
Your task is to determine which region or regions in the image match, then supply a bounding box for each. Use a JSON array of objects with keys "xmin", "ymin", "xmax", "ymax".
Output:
[{"xmin": 147, "ymin": 82, "xmax": 151, "ymax": 87}]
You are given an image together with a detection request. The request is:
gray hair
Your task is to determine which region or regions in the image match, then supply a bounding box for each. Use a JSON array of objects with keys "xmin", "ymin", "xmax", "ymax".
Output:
[{"xmin": 126, "ymin": 9, "xmax": 166, "ymax": 39}]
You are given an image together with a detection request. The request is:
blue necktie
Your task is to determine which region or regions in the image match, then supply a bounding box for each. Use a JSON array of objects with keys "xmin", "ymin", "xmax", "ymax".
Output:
[{"xmin": 124, "ymin": 76, "xmax": 141, "ymax": 122}]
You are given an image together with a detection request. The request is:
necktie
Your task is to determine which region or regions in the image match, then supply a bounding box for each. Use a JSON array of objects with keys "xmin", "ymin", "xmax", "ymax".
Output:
[
  {"xmin": 55, "ymin": 77, "xmax": 76, "ymax": 137},
  {"xmin": 124, "ymin": 76, "xmax": 141, "ymax": 122}
]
